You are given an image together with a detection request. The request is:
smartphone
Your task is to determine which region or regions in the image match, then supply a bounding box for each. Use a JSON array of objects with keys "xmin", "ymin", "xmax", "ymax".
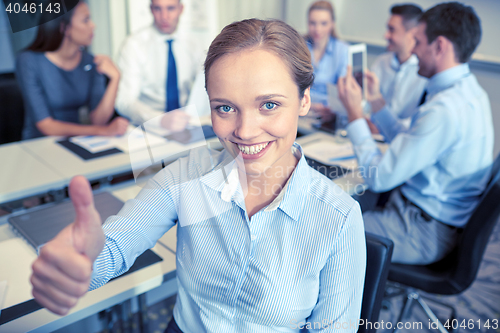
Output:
[{"xmin": 348, "ymin": 43, "xmax": 367, "ymax": 102}]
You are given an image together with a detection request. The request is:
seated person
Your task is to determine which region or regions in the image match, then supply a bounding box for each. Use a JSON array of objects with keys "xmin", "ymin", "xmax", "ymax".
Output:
[
  {"xmin": 16, "ymin": 0, "xmax": 128, "ymax": 140},
  {"xmin": 115, "ymin": 0, "xmax": 204, "ymax": 131},
  {"xmin": 338, "ymin": 3, "xmax": 494, "ymax": 265},
  {"xmin": 305, "ymin": 0, "xmax": 349, "ymax": 121},
  {"xmin": 31, "ymin": 19, "xmax": 366, "ymax": 333},
  {"xmin": 369, "ymin": 3, "xmax": 427, "ymax": 125}
]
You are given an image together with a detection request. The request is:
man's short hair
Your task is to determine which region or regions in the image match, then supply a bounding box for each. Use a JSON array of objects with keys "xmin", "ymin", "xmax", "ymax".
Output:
[
  {"xmin": 390, "ymin": 3, "xmax": 423, "ymax": 29},
  {"xmin": 419, "ymin": 2, "xmax": 481, "ymax": 63}
]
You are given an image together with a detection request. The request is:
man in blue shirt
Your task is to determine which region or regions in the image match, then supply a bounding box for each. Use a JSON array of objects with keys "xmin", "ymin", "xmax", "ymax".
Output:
[
  {"xmin": 338, "ymin": 2, "xmax": 494, "ymax": 264},
  {"xmin": 369, "ymin": 4, "xmax": 427, "ymax": 125}
]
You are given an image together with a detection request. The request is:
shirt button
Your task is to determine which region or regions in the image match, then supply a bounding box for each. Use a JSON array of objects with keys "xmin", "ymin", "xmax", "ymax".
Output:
[{"xmin": 251, "ymin": 234, "xmax": 257, "ymax": 241}]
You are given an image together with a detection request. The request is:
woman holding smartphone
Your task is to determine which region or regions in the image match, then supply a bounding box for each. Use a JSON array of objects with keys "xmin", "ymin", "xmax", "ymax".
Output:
[
  {"xmin": 306, "ymin": 0, "xmax": 349, "ymax": 121},
  {"xmin": 16, "ymin": 0, "xmax": 128, "ymax": 140},
  {"xmin": 30, "ymin": 19, "xmax": 366, "ymax": 333}
]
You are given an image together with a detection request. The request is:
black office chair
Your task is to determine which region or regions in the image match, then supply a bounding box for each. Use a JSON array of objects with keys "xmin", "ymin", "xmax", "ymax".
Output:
[
  {"xmin": 359, "ymin": 233, "xmax": 394, "ymax": 333},
  {"xmin": 0, "ymin": 72, "xmax": 24, "ymax": 144},
  {"xmin": 387, "ymin": 155, "xmax": 500, "ymax": 333}
]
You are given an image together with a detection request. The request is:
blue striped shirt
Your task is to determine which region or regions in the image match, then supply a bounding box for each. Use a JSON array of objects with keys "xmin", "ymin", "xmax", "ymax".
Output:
[
  {"xmin": 307, "ymin": 37, "xmax": 349, "ymax": 106},
  {"xmin": 90, "ymin": 143, "xmax": 366, "ymax": 332}
]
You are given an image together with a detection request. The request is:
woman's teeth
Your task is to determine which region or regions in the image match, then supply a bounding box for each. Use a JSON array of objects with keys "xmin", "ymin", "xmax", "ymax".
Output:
[{"xmin": 237, "ymin": 142, "xmax": 269, "ymax": 155}]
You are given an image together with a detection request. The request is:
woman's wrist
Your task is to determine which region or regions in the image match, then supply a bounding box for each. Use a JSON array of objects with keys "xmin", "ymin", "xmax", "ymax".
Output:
[
  {"xmin": 108, "ymin": 72, "xmax": 121, "ymax": 83},
  {"xmin": 94, "ymin": 124, "xmax": 108, "ymax": 136}
]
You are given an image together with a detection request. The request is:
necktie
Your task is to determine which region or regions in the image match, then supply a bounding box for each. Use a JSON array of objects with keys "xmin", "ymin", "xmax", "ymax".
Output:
[
  {"xmin": 166, "ymin": 39, "xmax": 179, "ymax": 112},
  {"xmin": 418, "ymin": 90, "xmax": 427, "ymax": 106}
]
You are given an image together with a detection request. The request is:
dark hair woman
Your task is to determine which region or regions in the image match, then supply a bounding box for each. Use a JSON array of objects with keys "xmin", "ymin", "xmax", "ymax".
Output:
[{"xmin": 16, "ymin": 0, "xmax": 128, "ymax": 140}]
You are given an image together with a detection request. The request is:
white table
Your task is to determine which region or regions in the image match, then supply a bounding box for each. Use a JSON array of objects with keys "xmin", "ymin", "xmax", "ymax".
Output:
[
  {"xmin": 296, "ymin": 131, "xmax": 388, "ymax": 196},
  {"xmin": 19, "ymin": 130, "xmax": 222, "ymax": 187},
  {"xmin": 0, "ymin": 142, "xmax": 66, "ymax": 205},
  {"xmin": 0, "ymin": 119, "xmax": 222, "ymax": 207}
]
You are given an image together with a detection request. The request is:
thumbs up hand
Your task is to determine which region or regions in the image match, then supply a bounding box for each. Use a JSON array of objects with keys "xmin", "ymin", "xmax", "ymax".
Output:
[{"xmin": 30, "ymin": 176, "xmax": 105, "ymax": 315}]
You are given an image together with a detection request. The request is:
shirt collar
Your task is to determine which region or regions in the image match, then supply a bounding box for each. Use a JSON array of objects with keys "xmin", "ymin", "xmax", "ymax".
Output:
[
  {"xmin": 199, "ymin": 150, "xmax": 236, "ymax": 194},
  {"xmin": 427, "ymin": 63, "xmax": 470, "ymax": 96},
  {"xmin": 199, "ymin": 143, "xmax": 310, "ymax": 222},
  {"xmin": 151, "ymin": 24, "xmax": 178, "ymax": 42},
  {"xmin": 325, "ymin": 37, "xmax": 336, "ymax": 55},
  {"xmin": 390, "ymin": 53, "xmax": 419, "ymax": 71},
  {"xmin": 308, "ymin": 37, "xmax": 336, "ymax": 55}
]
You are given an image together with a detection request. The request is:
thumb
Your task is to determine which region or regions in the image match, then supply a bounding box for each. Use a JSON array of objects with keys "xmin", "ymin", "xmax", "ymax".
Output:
[
  {"xmin": 69, "ymin": 176, "xmax": 104, "ymax": 260},
  {"xmin": 70, "ymin": 176, "xmax": 98, "ymax": 229},
  {"xmin": 364, "ymin": 70, "xmax": 373, "ymax": 80}
]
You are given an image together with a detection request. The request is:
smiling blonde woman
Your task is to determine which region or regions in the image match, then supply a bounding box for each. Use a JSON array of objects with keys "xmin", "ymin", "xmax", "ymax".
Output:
[{"xmin": 30, "ymin": 19, "xmax": 366, "ymax": 333}]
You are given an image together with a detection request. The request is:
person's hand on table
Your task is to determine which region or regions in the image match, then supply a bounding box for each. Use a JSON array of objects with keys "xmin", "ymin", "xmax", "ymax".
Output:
[
  {"xmin": 310, "ymin": 103, "xmax": 335, "ymax": 122},
  {"xmin": 94, "ymin": 55, "xmax": 121, "ymax": 81},
  {"xmin": 364, "ymin": 70, "xmax": 386, "ymax": 113},
  {"xmin": 31, "ymin": 176, "xmax": 105, "ymax": 316},
  {"xmin": 102, "ymin": 117, "xmax": 129, "ymax": 136},
  {"xmin": 160, "ymin": 110, "xmax": 190, "ymax": 132},
  {"xmin": 337, "ymin": 66, "xmax": 364, "ymax": 123}
]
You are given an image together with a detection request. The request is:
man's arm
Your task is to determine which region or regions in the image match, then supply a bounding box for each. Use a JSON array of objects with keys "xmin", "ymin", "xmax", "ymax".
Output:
[
  {"xmin": 347, "ymin": 102, "xmax": 456, "ymax": 192},
  {"xmin": 338, "ymin": 67, "xmax": 456, "ymax": 193}
]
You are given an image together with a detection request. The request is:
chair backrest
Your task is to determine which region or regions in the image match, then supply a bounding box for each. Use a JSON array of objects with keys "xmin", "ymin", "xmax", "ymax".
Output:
[
  {"xmin": 359, "ymin": 233, "xmax": 394, "ymax": 333},
  {"xmin": 0, "ymin": 73, "xmax": 24, "ymax": 144},
  {"xmin": 452, "ymin": 154, "xmax": 500, "ymax": 291}
]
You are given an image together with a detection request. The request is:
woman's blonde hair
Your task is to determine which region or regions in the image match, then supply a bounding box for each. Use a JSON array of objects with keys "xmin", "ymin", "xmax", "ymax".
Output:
[
  {"xmin": 307, "ymin": 0, "xmax": 338, "ymax": 39},
  {"xmin": 204, "ymin": 19, "xmax": 314, "ymax": 98}
]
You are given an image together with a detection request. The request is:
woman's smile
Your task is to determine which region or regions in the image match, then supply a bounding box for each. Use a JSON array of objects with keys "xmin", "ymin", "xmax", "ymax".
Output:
[{"xmin": 208, "ymin": 48, "xmax": 310, "ymax": 176}]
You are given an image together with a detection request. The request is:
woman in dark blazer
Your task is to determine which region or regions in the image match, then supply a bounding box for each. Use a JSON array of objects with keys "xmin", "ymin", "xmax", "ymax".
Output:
[{"xmin": 16, "ymin": 0, "xmax": 128, "ymax": 140}]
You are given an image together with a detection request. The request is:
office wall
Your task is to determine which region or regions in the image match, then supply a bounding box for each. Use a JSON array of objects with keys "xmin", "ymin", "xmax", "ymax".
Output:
[{"xmin": 217, "ymin": 0, "xmax": 285, "ymax": 30}]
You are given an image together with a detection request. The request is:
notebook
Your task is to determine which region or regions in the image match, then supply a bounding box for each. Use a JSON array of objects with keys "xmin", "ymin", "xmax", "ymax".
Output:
[
  {"xmin": 8, "ymin": 192, "xmax": 124, "ymax": 250},
  {"xmin": 57, "ymin": 139, "xmax": 122, "ymax": 161}
]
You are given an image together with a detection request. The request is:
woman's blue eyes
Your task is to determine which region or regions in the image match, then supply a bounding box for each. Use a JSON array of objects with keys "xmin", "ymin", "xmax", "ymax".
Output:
[
  {"xmin": 218, "ymin": 105, "xmax": 234, "ymax": 113},
  {"xmin": 216, "ymin": 103, "xmax": 278, "ymax": 113},
  {"xmin": 263, "ymin": 102, "xmax": 277, "ymax": 110}
]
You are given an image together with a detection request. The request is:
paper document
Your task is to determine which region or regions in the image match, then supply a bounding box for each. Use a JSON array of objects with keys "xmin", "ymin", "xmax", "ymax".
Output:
[
  {"xmin": 303, "ymin": 139, "xmax": 358, "ymax": 169},
  {"xmin": 70, "ymin": 125, "xmax": 168, "ymax": 154}
]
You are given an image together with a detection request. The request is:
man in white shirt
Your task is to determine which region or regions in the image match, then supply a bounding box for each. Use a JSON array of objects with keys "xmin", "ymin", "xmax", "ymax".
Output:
[
  {"xmin": 115, "ymin": 0, "xmax": 204, "ymax": 130},
  {"xmin": 370, "ymin": 4, "xmax": 427, "ymax": 122}
]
